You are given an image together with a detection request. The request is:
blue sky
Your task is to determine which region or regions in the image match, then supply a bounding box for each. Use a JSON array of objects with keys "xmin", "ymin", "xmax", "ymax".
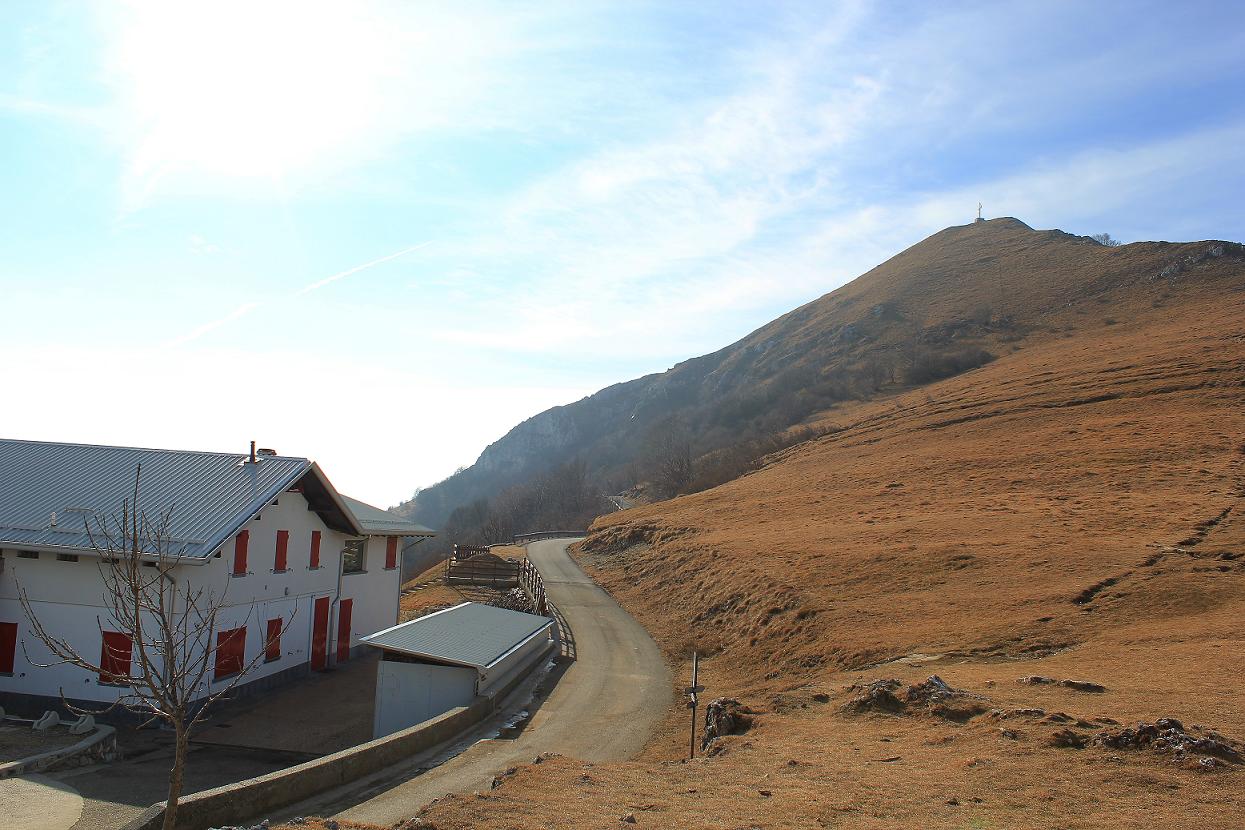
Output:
[{"xmin": 2, "ymin": 1, "xmax": 1243, "ymax": 507}]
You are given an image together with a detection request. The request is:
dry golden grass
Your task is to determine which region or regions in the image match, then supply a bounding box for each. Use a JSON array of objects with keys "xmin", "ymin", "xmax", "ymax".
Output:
[
  {"xmin": 277, "ymin": 224, "xmax": 1244, "ymax": 830},
  {"xmin": 409, "ymin": 239, "xmax": 1245, "ymax": 827}
]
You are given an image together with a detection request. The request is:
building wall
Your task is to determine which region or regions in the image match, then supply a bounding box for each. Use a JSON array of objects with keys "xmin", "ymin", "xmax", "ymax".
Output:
[
  {"xmin": 372, "ymin": 658, "xmax": 476, "ymax": 738},
  {"xmin": 0, "ymin": 487, "xmax": 404, "ymax": 714},
  {"xmin": 340, "ymin": 536, "xmax": 402, "ymax": 657}
]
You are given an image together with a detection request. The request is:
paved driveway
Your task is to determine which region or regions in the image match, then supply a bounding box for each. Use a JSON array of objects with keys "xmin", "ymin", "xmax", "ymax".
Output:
[
  {"xmin": 0, "ymin": 774, "xmax": 83, "ymax": 830},
  {"xmin": 282, "ymin": 537, "xmax": 672, "ymax": 826},
  {"xmin": 47, "ymin": 653, "xmax": 381, "ymax": 829}
]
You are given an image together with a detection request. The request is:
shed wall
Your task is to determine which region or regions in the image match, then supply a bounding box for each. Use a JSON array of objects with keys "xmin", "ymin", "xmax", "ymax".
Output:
[{"xmin": 373, "ymin": 659, "xmax": 476, "ymax": 738}]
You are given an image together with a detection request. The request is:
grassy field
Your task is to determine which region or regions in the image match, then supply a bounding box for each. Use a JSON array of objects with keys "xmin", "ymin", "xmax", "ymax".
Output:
[
  {"xmin": 281, "ymin": 223, "xmax": 1245, "ymax": 829},
  {"xmin": 412, "ymin": 281, "xmax": 1245, "ymax": 828}
]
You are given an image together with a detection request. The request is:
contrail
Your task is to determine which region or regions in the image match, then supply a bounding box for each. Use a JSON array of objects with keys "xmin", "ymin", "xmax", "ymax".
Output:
[
  {"xmin": 166, "ymin": 302, "xmax": 261, "ymax": 347},
  {"xmin": 168, "ymin": 242, "xmax": 431, "ymax": 347},
  {"xmin": 292, "ymin": 241, "xmax": 432, "ymax": 297}
]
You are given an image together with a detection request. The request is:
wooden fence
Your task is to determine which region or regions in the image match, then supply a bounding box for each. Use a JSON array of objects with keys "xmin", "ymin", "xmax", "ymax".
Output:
[
  {"xmin": 444, "ymin": 553, "xmax": 519, "ymax": 587},
  {"xmin": 512, "ymin": 530, "xmax": 588, "ymax": 543},
  {"xmin": 518, "ymin": 558, "xmax": 548, "ymax": 616},
  {"xmin": 442, "ymin": 546, "xmax": 550, "ymax": 617}
]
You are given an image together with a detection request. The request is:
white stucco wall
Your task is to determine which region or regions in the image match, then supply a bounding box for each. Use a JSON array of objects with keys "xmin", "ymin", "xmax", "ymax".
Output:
[
  {"xmin": 340, "ymin": 536, "xmax": 403, "ymax": 655},
  {"xmin": 0, "ymin": 487, "xmax": 406, "ymax": 708}
]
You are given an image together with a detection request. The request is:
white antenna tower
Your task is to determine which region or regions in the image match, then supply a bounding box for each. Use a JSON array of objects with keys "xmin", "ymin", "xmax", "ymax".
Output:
[{"xmin": 976, "ymin": 202, "xmax": 984, "ymax": 223}]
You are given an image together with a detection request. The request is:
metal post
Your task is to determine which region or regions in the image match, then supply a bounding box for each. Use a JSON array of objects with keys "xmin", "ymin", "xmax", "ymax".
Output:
[{"xmin": 687, "ymin": 651, "xmax": 701, "ymax": 760}]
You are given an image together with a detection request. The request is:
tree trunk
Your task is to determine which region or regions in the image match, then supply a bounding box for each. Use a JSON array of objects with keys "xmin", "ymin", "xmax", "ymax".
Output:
[{"xmin": 162, "ymin": 720, "xmax": 189, "ymax": 830}]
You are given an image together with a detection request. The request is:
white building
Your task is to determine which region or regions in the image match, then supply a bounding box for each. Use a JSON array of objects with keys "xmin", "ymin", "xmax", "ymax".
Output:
[{"xmin": 0, "ymin": 438, "xmax": 433, "ymax": 718}]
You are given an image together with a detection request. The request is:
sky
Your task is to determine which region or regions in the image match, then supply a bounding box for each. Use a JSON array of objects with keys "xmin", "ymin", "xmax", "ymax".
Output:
[{"xmin": 2, "ymin": 1, "xmax": 1243, "ymax": 508}]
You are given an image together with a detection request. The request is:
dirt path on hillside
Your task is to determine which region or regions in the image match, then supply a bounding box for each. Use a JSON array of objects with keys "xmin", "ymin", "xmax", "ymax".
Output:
[{"xmin": 281, "ymin": 538, "xmax": 672, "ymax": 826}]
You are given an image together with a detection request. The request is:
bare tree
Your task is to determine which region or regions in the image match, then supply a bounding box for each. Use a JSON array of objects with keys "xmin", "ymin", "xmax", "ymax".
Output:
[
  {"xmin": 1091, "ymin": 232, "xmax": 1122, "ymax": 247},
  {"xmin": 646, "ymin": 419, "xmax": 694, "ymax": 498},
  {"xmin": 17, "ymin": 466, "xmax": 289, "ymax": 830}
]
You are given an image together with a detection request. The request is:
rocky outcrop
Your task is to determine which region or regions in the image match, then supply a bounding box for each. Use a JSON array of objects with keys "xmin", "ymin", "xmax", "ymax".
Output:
[
  {"xmin": 1017, "ymin": 676, "xmax": 1107, "ymax": 693},
  {"xmin": 1094, "ymin": 719, "xmax": 1242, "ymax": 768},
  {"xmin": 701, "ymin": 698, "xmax": 755, "ymax": 750},
  {"xmin": 843, "ymin": 675, "xmax": 988, "ymax": 722}
]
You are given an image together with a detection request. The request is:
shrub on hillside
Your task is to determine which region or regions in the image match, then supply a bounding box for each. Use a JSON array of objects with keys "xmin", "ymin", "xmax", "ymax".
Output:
[{"xmin": 905, "ymin": 346, "xmax": 995, "ymax": 385}]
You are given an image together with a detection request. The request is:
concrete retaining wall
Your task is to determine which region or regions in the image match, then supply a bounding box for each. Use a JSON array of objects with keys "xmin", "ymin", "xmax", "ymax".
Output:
[
  {"xmin": 0, "ymin": 724, "xmax": 117, "ymax": 778},
  {"xmin": 122, "ymin": 640, "xmax": 558, "ymax": 830}
]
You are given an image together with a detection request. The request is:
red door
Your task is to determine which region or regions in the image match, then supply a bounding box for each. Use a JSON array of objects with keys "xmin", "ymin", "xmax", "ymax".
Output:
[
  {"xmin": 311, "ymin": 596, "xmax": 330, "ymax": 671},
  {"xmin": 336, "ymin": 599, "xmax": 353, "ymax": 663},
  {"xmin": 0, "ymin": 622, "xmax": 17, "ymax": 674}
]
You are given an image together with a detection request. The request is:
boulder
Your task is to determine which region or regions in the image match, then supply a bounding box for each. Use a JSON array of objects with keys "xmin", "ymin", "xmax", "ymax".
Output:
[{"xmin": 702, "ymin": 698, "xmax": 754, "ymax": 749}]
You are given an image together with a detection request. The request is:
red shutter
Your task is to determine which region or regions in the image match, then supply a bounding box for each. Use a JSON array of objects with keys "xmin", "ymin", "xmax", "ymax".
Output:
[
  {"xmin": 309, "ymin": 530, "xmax": 321, "ymax": 569},
  {"xmin": 336, "ymin": 599, "xmax": 353, "ymax": 662},
  {"xmin": 214, "ymin": 627, "xmax": 246, "ymax": 679},
  {"xmin": 311, "ymin": 597, "xmax": 329, "ymax": 671},
  {"xmin": 275, "ymin": 530, "xmax": 289, "ymax": 572},
  {"xmin": 264, "ymin": 619, "xmax": 282, "ymax": 662},
  {"xmin": 99, "ymin": 631, "xmax": 132, "ymax": 683},
  {"xmin": 232, "ymin": 530, "xmax": 249, "ymax": 576},
  {"xmin": 385, "ymin": 537, "xmax": 398, "ymax": 570},
  {"xmin": 0, "ymin": 622, "xmax": 17, "ymax": 674}
]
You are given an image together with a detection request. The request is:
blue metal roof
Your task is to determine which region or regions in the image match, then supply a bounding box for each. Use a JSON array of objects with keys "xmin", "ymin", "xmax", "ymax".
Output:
[
  {"xmin": 361, "ymin": 602, "xmax": 553, "ymax": 669},
  {"xmin": 341, "ymin": 495, "xmax": 434, "ymax": 537},
  {"xmin": 0, "ymin": 438, "xmax": 316, "ymax": 559}
]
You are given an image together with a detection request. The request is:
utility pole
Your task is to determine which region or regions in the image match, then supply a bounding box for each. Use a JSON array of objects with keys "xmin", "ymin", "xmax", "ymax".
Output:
[{"xmin": 686, "ymin": 651, "xmax": 703, "ymax": 760}]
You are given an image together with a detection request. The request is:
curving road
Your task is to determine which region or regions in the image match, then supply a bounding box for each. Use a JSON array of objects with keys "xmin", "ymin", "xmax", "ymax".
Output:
[{"xmin": 301, "ymin": 537, "xmax": 670, "ymax": 825}]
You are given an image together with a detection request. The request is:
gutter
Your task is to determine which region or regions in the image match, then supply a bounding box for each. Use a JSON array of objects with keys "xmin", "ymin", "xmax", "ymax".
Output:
[{"xmin": 0, "ymin": 541, "xmax": 211, "ymax": 565}]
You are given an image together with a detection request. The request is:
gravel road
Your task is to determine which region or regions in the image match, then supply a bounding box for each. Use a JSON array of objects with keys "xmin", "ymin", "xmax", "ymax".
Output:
[{"xmin": 311, "ymin": 537, "xmax": 672, "ymax": 825}]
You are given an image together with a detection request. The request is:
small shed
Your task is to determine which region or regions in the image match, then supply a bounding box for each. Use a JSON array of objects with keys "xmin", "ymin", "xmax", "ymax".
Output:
[{"xmin": 361, "ymin": 602, "xmax": 555, "ymax": 738}]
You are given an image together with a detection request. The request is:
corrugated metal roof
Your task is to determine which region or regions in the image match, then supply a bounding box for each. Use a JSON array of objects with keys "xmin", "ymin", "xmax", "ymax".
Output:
[
  {"xmin": 0, "ymin": 438, "xmax": 313, "ymax": 559},
  {"xmin": 361, "ymin": 602, "xmax": 552, "ymax": 670},
  {"xmin": 341, "ymin": 495, "xmax": 435, "ymax": 537}
]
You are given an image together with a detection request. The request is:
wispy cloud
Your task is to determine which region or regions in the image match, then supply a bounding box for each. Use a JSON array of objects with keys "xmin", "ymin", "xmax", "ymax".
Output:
[{"xmin": 410, "ymin": 2, "xmax": 1245, "ymax": 365}]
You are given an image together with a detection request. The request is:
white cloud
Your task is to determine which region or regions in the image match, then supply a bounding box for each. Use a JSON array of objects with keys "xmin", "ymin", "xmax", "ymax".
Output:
[{"xmin": 90, "ymin": 1, "xmax": 552, "ymax": 208}]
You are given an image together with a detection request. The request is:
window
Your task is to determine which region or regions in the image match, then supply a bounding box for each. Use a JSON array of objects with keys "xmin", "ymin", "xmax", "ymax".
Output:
[
  {"xmin": 0, "ymin": 622, "xmax": 17, "ymax": 674},
  {"xmin": 99, "ymin": 631, "xmax": 132, "ymax": 684},
  {"xmin": 342, "ymin": 538, "xmax": 366, "ymax": 573},
  {"xmin": 264, "ymin": 619, "xmax": 282, "ymax": 662},
  {"xmin": 384, "ymin": 537, "xmax": 398, "ymax": 570},
  {"xmin": 17, "ymin": 550, "xmax": 38, "ymax": 559},
  {"xmin": 214, "ymin": 627, "xmax": 246, "ymax": 680},
  {"xmin": 274, "ymin": 530, "xmax": 289, "ymax": 572},
  {"xmin": 232, "ymin": 530, "xmax": 249, "ymax": 576},
  {"xmin": 309, "ymin": 530, "xmax": 321, "ymax": 569},
  {"xmin": 56, "ymin": 553, "xmax": 79, "ymax": 563}
]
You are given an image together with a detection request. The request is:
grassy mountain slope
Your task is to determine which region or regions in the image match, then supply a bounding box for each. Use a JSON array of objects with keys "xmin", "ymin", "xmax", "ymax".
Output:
[
  {"xmin": 400, "ymin": 219, "xmax": 1239, "ymax": 533},
  {"xmin": 410, "ymin": 229, "xmax": 1245, "ymax": 828}
]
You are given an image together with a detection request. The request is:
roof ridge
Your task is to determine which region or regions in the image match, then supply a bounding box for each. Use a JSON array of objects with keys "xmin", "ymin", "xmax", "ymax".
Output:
[{"xmin": 0, "ymin": 436, "xmax": 308, "ymax": 462}]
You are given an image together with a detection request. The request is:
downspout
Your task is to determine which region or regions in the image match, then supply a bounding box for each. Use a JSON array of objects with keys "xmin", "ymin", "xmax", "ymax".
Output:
[{"xmin": 331, "ymin": 537, "xmax": 345, "ymax": 667}]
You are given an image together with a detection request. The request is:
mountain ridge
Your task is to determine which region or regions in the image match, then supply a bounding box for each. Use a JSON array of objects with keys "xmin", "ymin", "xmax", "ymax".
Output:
[{"xmin": 399, "ymin": 218, "xmax": 1244, "ymax": 532}]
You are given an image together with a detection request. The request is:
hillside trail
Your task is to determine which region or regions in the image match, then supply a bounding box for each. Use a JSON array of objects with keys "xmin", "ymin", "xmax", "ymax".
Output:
[{"xmin": 273, "ymin": 537, "xmax": 671, "ymax": 826}]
